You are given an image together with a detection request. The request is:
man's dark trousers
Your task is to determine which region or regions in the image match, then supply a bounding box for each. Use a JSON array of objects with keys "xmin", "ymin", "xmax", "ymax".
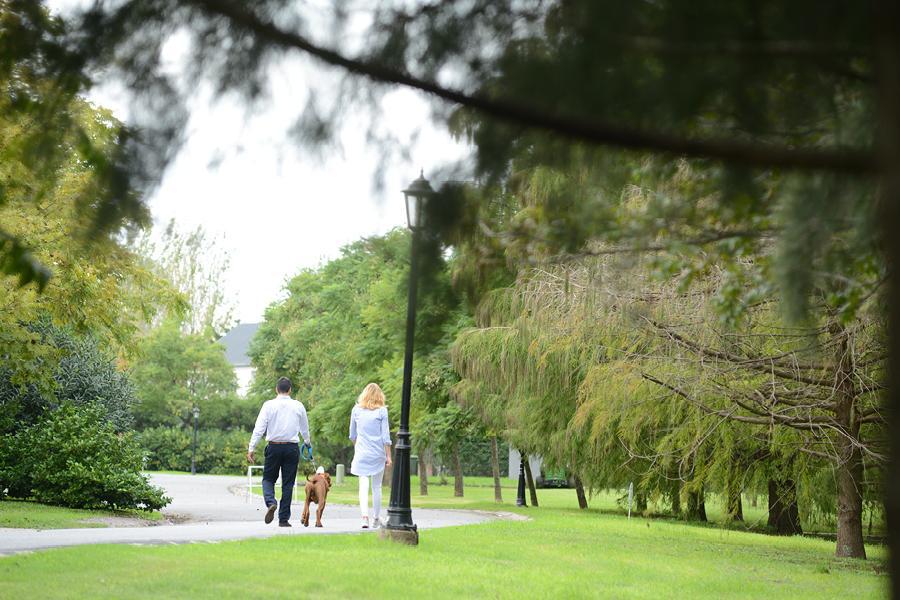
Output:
[{"xmin": 262, "ymin": 442, "xmax": 300, "ymax": 523}]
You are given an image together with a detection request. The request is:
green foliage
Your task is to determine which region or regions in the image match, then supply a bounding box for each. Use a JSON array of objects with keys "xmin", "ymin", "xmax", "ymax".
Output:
[
  {"xmin": 453, "ymin": 250, "xmax": 884, "ymax": 553},
  {"xmin": 130, "ymin": 321, "xmax": 246, "ymax": 429},
  {"xmin": 134, "ymin": 219, "xmax": 235, "ymax": 337},
  {"xmin": 0, "ymin": 2, "xmax": 178, "ymax": 287},
  {"xmin": 138, "ymin": 427, "xmax": 257, "ymax": 475},
  {"xmin": 0, "ymin": 319, "xmax": 135, "ymax": 435},
  {"xmin": 457, "ymin": 437, "xmax": 509, "ymax": 477},
  {"xmin": 0, "ymin": 404, "xmax": 169, "ymax": 510},
  {"xmin": 249, "ymin": 228, "xmax": 462, "ymax": 465},
  {"xmin": 0, "ymin": 87, "xmax": 178, "ymax": 389}
]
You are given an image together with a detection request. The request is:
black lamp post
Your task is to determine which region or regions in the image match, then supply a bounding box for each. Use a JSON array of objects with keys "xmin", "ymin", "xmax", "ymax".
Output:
[
  {"xmin": 190, "ymin": 405, "xmax": 200, "ymax": 475},
  {"xmin": 384, "ymin": 171, "xmax": 434, "ymax": 544},
  {"xmin": 516, "ymin": 454, "xmax": 527, "ymax": 507}
]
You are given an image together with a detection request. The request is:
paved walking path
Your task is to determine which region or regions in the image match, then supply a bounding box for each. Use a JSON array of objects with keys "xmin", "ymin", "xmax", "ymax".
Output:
[{"xmin": 0, "ymin": 473, "xmax": 501, "ymax": 555}]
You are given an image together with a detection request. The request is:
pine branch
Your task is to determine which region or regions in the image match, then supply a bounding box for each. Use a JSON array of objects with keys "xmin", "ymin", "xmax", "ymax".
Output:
[
  {"xmin": 189, "ymin": 0, "xmax": 878, "ymax": 174},
  {"xmin": 644, "ymin": 318, "xmax": 832, "ymax": 387},
  {"xmin": 641, "ymin": 372, "xmax": 772, "ymax": 425}
]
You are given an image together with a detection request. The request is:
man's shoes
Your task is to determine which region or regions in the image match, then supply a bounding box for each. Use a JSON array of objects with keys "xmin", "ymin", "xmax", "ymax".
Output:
[
  {"xmin": 372, "ymin": 518, "xmax": 382, "ymax": 529},
  {"xmin": 264, "ymin": 503, "xmax": 277, "ymax": 524},
  {"xmin": 278, "ymin": 521, "xmax": 292, "ymax": 528}
]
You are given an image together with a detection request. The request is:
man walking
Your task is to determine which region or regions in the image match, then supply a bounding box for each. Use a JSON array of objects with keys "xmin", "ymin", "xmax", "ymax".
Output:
[{"xmin": 247, "ymin": 377, "xmax": 311, "ymax": 527}]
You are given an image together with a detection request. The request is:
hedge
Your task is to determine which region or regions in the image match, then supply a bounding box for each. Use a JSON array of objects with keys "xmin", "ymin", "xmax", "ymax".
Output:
[{"xmin": 139, "ymin": 426, "xmax": 259, "ymax": 474}]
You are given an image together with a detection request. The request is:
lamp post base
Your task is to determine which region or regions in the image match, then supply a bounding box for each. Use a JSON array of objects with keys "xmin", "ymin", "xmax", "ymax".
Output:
[
  {"xmin": 385, "ymin": 429, "xmax": 417, "ymax": 530},
  {"xmin": 380, "ymin": 526, "xmax": 419, "ymax": 546}
]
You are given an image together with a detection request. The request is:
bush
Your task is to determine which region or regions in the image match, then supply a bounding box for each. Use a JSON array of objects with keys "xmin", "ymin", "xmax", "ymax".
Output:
[
  {"xmin": 139, "ymin": 426, "xmax": 259, "ymax": 474},
  {"xmin": 0, "ymin": 403, "xmax": 169, "ymax": 510}
]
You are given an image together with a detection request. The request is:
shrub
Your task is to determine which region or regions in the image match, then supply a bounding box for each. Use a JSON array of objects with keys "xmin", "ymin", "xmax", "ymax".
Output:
[
  {"xmin": 0, "ymin": 403, "xmax": 169, "ymax": 510},
  {"xmin": 139, "ymin": 426, "xmax": 259, "ymax": 474}
]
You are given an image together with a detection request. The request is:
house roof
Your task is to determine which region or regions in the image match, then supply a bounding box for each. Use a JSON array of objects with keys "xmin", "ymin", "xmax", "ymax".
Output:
[{"xmin": 218, "ymin": 322, "xmax": 261, "ymax": 367}]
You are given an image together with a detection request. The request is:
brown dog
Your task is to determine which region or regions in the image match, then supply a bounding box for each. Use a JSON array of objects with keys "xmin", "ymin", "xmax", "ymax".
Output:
[{"xmin": 300, "ymin": 467, "xmax": 332, "ymax": 527}]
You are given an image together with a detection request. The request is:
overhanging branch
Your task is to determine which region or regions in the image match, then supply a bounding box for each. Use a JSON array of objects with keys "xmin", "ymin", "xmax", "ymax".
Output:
[{"xmin": 190, "ymin": 0, "xmax": 878, "ymax": 175}]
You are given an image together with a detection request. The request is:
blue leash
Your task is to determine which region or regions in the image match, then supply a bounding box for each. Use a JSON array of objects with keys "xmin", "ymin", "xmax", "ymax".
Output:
[{"xmin": 301, "ymin": 443, "xmax": 315, "ymax": 463}]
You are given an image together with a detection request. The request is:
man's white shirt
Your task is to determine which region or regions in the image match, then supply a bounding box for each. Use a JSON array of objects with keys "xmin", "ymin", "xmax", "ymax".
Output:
[{"xmin": 248, "ymin": 394, "xmax": 311, "ymax": 451}]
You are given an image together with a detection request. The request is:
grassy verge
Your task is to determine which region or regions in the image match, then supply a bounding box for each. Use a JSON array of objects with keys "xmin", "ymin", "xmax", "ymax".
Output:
[
  {"xmin": 252, "ymin": 475, "xmax": 865, "ymax": 534},
  {"xmin": 144, "ymin": 470, "xmax": 239, "ymax": 476},
  {"xmin": 0, "ymin": 500, "xmax": 162, "ymax": 529},
  {"xmin": 0, "ymin": 500, "xmax": 885, "ymax": 599}
]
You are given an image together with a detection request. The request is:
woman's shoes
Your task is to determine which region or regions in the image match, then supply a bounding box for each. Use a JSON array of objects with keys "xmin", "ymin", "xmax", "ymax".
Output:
[
  {"xmin": 372, "ymin": 518, "xmax": 382, "ymax": 529},
  {"xmin": 361, "ymin": 516, "xmax": 369, "ymax": 529}
]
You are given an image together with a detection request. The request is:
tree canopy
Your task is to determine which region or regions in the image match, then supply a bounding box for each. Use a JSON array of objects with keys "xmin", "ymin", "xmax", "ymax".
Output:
[{"xmin": 249, "ymin": 228, "xmax": 464, "ymax": 466}]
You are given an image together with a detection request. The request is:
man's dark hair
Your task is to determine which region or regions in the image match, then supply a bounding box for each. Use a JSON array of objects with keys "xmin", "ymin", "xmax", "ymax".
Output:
[{"xmin": 276, "ymin": 377, "xmax": 292, "ymax": 394}]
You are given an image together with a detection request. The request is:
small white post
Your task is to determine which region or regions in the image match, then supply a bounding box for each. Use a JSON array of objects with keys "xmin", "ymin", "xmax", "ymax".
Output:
[
  {"xmin": 627, "ymin": 482, "xmax": 634, "ymax": 519},
  {"xmin": 336, "ymin": 464, "xmax": 345, "ymax": 485}
]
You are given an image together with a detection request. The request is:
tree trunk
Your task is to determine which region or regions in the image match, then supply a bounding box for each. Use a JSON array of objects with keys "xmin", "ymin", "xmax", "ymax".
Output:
[
  {"xmin": 875, "ymin": 0, "xmax": 900, "ymax": 588},
  {"xmin": 524, "ymin": 459, "xmax": 539, "ymax": 507},
  {"xmin": 727, "ymin": 486, "xmax": 743, "ymax": 522},
  {"xmin": 424, "ymin": 448, "xmax": 434, "ymax": 477},
  {"xmin": 418, "ymin": 448, "xmax": 428, "ymax": 496},
  {"xmin": 767, "ymin": 478, "xmax": 802, "ymax": 535},
  {"xmin": 835, "ymin": 440, "xmax": 866, "ymax": 558},
  {"xmin": 636, "ymin": 492, "xmax": 647, "ymax": 513},
  {"xmin": 670, "ymin": 480, "xmax": 681, "ymax": 515},
  {"xmin": 726, "ymin": 464, "xmax": 744, "ymax": 522},
  {"xmin": 490, "ymin": 436, "xmax": 502, "ymax": 503},
  {"xmin": 833, "ymin": 323, "xmax": 867, "ymax": 559},
  {"xmin": 686, "ymin": 487, "xmax": 707, "ymax": 521},
  {"xmin": 574, "ymin": 474, "xmax": 588, "ymax": 509},
  {"xmin": 452, "ymin": 443, "xmax": 464, "ymax": 497}
]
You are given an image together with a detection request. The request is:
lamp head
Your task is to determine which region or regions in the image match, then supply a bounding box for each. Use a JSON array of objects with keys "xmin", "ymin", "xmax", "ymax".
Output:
[{"xmin": 402, "ymin": 170, "xmax": 434, "ymax": 230}]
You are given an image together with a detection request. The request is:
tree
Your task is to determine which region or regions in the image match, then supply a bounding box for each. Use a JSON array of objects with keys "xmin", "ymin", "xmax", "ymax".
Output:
[
  {"xmin": 0, "ymin": 2, "xmax": 153, "ymax": 286},
  {"xmin": 249, "ymin": 228, "xmax": 468, "ymax": 470},
  {"xmin": 248, "ymin": 230, "xmax": 411, "ymax": 464},
  {"xmin": 453, "ymin": 244, "xmax": 883, "ymax": 556},
  {"xmin": 130, "ymin": 320, "xmax": 244, "ymax": 429},
  {"xmin": 134, "ymin": 219, "xmax": 235, "ymax": 338},
  {"xmin": 0, "ymin": 88, "xmax": 177, "ymax": 394},
  {"xmin": 0, "ymin": 320, "xmax": 137, "ymax": 435}
]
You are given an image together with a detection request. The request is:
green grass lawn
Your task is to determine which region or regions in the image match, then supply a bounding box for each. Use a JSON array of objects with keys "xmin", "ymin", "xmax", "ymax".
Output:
[
  {"xmin": 144, "ymin": 470, "xmax": 237, "ymax": 476},
  {"xmin": 0, "ymin": 500, "xmax": 885, "ymax": 599},
  {"xmin": 0, "ymin": 500, "xmax": 162, "ymax": 529},
  {"xmin": 255, "ymin": 475, "xmax": 854, "ymax": 534}
]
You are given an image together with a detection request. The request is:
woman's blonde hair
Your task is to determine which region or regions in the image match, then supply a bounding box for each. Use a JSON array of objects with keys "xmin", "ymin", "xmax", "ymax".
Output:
[{"xmin": 357, "ymin": 382, "xmax": 386, "ymax": 410}]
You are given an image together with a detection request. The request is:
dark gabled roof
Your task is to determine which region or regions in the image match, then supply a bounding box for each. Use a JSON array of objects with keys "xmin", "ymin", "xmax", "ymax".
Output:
[{"xmin": 218, "ymin": 322, "xmax": 261, "ymax": 367}]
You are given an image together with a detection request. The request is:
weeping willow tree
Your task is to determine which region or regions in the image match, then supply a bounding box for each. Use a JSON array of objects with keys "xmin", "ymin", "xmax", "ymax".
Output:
[
  {"xmin": 631, "ymin": 293, "xmax": 885, "ymax": 558},
  {"xmin": 452, "ymin": 236, "xmax": 884, "ymax": 558}
]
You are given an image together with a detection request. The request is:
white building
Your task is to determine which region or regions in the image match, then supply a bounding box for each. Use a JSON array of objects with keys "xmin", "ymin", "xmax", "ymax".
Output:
[
  {"xmin": 508, "ymin": 448, "xmax": 543, "ymax": 480},
  {"xmin": 219, "ymin": 323, "xmax": 261, "ymax": 397}
]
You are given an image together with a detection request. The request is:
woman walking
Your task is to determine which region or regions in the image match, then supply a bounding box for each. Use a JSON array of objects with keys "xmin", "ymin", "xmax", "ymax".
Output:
[{"xmin": 349, "ymin": 383, "xmax": 392, "ymax": 528}]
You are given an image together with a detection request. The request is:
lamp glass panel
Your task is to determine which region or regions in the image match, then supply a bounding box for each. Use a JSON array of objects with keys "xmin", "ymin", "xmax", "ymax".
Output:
[{"xmin": 405, "ymin": 192, "xmax": 421, "ymax": 229}]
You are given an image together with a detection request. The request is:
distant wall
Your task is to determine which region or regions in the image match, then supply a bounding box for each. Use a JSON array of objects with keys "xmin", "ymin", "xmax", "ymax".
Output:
[{"xmin": 508, "ymin": 448, "xmax": 543, "ymax": 480}]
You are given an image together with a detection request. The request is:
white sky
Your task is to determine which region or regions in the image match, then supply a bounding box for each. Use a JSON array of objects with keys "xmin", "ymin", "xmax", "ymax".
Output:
[
  {"xmin": 49, "ymin": 1, "xmax": 470, "ymax": 324},
  {"xmin": 141, "ymin": 77, "xmax": 467, "ymax": 324}
]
